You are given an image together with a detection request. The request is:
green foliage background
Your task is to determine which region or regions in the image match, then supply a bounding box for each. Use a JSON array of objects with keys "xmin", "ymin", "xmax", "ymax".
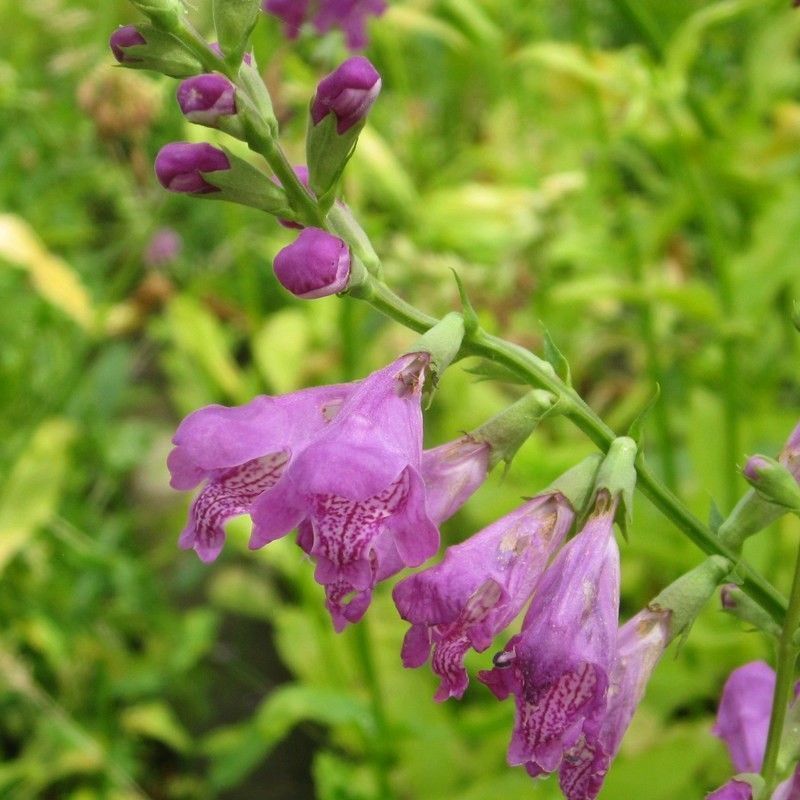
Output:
[{"xmin": 2, "ymin": 0, "xmax": 800, "ymax": 797}]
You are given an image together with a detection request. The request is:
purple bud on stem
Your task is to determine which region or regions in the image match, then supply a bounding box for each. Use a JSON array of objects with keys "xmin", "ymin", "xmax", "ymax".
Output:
[
  {"xmin": 311, "ymin": 56, "xmax": 381, "ymax": 133},
  {"xmin": 109, "ymin": 25, "xmax": 147, "ymax": 63},
  {"xmin": 177, "ymin": 74, "xmax": 237, "ymax": 125},
  {"xmin": 273, "ymin": 227, "xmax": 351, "ymax": 299},
  {"xmin": 154, "ymin": 142, "xmax": 230, "ymax": 195}
]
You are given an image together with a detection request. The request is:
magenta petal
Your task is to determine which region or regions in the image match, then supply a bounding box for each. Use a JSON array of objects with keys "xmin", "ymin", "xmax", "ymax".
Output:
[
  {"xmin": 394, "ymin": 493, "xmax": 574, "ymax": 700},
  {"xmin": 421, "ymin": 437, "xmax": 490, "ymax": 525},
  {"xmin": 559, "ymin": 737, "xmax": 610, "ymax": 800},
  {"xmin": 401, "ymin": 624, "xmax": 431, "ymax": 668},
  {"xmin": 706, "ymin": 780, "xmax": 754, "ymax": 799},
  {"xmin": 479, "ymin": 505, "xmax": 620, "ymax": 774},
  {"xmin": 249, "ymin": 476, "xmax": 306, "ymax": 548},
  {"xmin": 712, "ymin": 660, "xmax": 775, "ymax": 773},
  {"xmin": 389, "ymin": 466, "xmax": 439, "ymax": 567},
  {"xmin": 179, "ymin": 452, "xmax": 290, "ymax": 562}
]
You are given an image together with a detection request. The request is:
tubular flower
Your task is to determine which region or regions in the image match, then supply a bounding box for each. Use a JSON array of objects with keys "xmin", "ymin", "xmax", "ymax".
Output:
[
  {"xmin": 419, "ymin": 436, "xmax": 491, "ymax": 525},
  {"xmin": 263, "ymin": 0, "xmax": 386, "ymax": 49},
  {"xmin": 707, "ymin": 661, "xmax": 800, "ymax": 799},
  {"xmin": 713, "ymin": 660, "xmax": 775, "ymax": 773},
  {"xmin": 248, "ymin": 353, "xmax": 439, "ymax": 630},
  {"xmin": 478, "ymin": 494, "xmax": 620, "ymax": 775},
  {"xmin": 558, "ymin": 607, "xmax": 671, "ymax": 800},
  {"xmin": 168, "ymin": 384, "xmax": 353, "ymax": 562},
  {"xmin": 394, "ymin": 492, "xmax": 574, "ymax": 701}
]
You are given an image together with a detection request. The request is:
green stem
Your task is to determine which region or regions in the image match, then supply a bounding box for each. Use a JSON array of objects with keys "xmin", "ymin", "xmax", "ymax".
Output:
[
  {"xmin": 761, "ymin": 540, "xmax": 800, "ymax": 794},
  {"xmin": 362, "ymin": 277, "xmax": 787, "ymax": 623}
]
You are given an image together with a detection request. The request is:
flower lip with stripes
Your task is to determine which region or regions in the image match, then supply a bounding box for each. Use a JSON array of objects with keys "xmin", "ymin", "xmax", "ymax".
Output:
[
  {"xmin": 168, "ymin": 384, "xmax": 354, "ymax": 562},
  {"xmin": 478, "ymin": 496, "xmax": 620, "ymax": 776},
  {"xmin": 393, "ymin": 492, "xmax": 574, "ymax": 701},
  {"xmin": 249, "ymin": 353, "xmax": 439, "ymax": 630}
]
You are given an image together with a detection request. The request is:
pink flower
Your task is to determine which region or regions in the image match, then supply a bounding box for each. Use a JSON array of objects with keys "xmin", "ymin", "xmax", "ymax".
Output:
[
  {"xmin": 168, "ymin": 384, "xmax": 352, "ymax": 562},
  {"xmin": 263, "ymin": 0, "xmax": 387, "ymax": 49},
  {"xmin": 248, "ymin": 354, "xmax": 439, "ymax": 630},
  {"xmin": 394, "ymin": 492, "xmax": 574, "ymax": 701},
  {"xmin": 479, "ymin": 495, "xmax": 620, "ymax": 775}
]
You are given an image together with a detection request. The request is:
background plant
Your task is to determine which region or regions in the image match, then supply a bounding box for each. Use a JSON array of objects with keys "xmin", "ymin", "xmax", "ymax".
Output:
[{"xmin": 2, "ymin": 0, "xmax": 800, "ymax": 798}]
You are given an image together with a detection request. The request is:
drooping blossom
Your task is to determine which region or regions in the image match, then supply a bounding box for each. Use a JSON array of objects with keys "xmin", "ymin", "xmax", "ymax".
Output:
[
  {"xmin": 707, "ymin": 660, "xmax": 800, "ymax": 799},
  {"xmin": 479, "ymin": 493, "xmax": 620, "ymax": 775},
  {"xmin": 394, "ymin": 492, "xmax": 574, "ymax": 701},
  {"xmin": 558, "ymin": 607, "xmax": 671, "ymax": 800},
  {"xmin": 168, "ymin": 383, "xmax": 353, "ymax": 562},
  {"xmin": 713, "ymin": 661, "xmax": 775, "ymax": 773},
  {"xmin": 273, "ymin": 227, "xmax": 351, "ymax": 299},
  {"xmin": 263, "ymin": 0, "xmax": 387, "ymax": 49},
  {"xmin": 311, "ymin": 56, "xmax": 381, "ymax": 133},
  {"xmin": 154, "ymin": 142, "xmax": 230, "ymax": 194},
  {"xmin": 248, "ymin": 353, "xmax": 439, "ymax": 630}
]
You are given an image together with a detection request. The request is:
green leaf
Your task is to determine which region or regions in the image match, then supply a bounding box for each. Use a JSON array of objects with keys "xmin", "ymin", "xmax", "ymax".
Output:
[
  {"xmin": 462, "ymin": 359, "xmax": 526, "ymax": 385},
  {"xmin": 204, "ymin": 685, "xmax": 372, "ymax": 790},
  {"xmin": 627, "ymin": 383, "xmax": 661, "ymax": 447},
  {"xmin": 213, "ymin": 0, "xmax": 261, "ymax": 66},
  {"xmin": 542, "ymin": 327, "xmax": 571, "ymax": 386},
  {"xmin": 0, "ymin": 419, "xmax": 76, "ymax": 576},
  {"xmin": 123, "ymin": 25, "xmax": 202, "ymax": 78},
  {"xmin": 120, "ymin": 702, "xmax": 192, "ymax": 753},
  {"xmin": 201, "ymin": 150, "xmax": 292, "ymax": 215}
]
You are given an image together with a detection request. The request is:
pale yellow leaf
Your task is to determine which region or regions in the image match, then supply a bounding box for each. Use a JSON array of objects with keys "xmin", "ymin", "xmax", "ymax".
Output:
[{"xmin": 0, "ymin": 214, "xmax": 94, "ymax": 329}]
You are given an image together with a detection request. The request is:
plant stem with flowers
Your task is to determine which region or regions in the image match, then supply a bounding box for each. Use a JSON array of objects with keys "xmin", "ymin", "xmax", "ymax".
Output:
[{"xmin": 110, "ymin": 1, "xmax": 800, "ymax": 797}]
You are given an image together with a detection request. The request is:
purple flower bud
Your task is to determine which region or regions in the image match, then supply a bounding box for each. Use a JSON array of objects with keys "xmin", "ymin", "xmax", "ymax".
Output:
[
  {"xmin": 743, "ymin": 455, "xmax": 772, "ymax": 483},
  {"xmin": 109, "ymin": 25, "xmax": 146, "ymax": 63},
  {"xmin": 144, "ymin": 227, "xmax": 182, "ymax": 267},
  {"xmin": 478, "ymin": 496, "xmax": 620, "ymax": 775},
  {"xmin": 273, "ymin": 228, "xmax": 351, "ymax": 299},
  {"xmin": 311, "ymin": 56, "xmax": 381, "ymax": 134},
  {"xmin": 712, "ymin": 661, "xmax": 775, "ymax": 773},
  {"xmin": 394, "ymin": 492, "xmax": 574, "ymax": 701},
  {"xmin": 154, "ymin": 142, "xmax": 230, "ymax": 194},
  {"xmin": 177, "ymin": 74, "xmax": 237, "ymax": 125}
]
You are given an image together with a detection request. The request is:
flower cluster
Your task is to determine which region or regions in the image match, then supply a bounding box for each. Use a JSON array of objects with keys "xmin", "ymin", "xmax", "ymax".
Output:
[{"xmin": 263, "ymin": 0, "xmax": 387, "ymax": 49}]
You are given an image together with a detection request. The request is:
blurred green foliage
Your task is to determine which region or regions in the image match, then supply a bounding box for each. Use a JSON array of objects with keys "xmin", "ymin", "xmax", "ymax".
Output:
[{"xmin": 2, "ymin": 0, "xmax": 800, "ymax": 797}]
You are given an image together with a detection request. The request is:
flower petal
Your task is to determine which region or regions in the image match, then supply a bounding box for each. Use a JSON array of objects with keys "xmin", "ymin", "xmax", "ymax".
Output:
[{"xmin": 179, "ymin": 451, "xmax": 289, "ymax": 562}]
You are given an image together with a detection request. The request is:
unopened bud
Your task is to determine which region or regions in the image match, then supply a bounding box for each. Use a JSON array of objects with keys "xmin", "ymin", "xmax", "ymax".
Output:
[
  {"xmin": 273, "ymin": 228, "xmax": 351, "ymax": 299},
  {"xmin": 743, "ymin": 454, "xmax": 800, "ymax": 512},
  {"xmin": 110, "ymin": 25, "xmax": 147, "ymax": 63},
  {"xmin": 154, "ymin": 142, "xmax": 230, "ymax": 194},
  {"xmin": 177, "ymin": 74, "xmax": 236, "ymax": 126},
  {"xmin": 311, "ymin": 56, "xmax": 381, "ymax": 133},
  {"xmin": 306, "ymin": 56, "xmax": 381, "ymax": 200}
]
